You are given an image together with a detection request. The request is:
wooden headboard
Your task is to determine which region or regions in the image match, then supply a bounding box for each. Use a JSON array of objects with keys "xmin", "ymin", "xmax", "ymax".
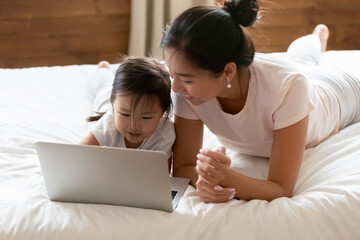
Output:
[
  {"xmin": 1, "ymin": 0, "xmax": 359, "ymax": 68},
  {"xmin": 218, "ymin": 0, "xmax": 360, "ymax": 53},
  {"xmin": 0, "ymin": 0, "xmax": 131, "ymax": 68},
  {"xmin": 254, "ymin": 0, "xmax": 360, "ymax": 53}
]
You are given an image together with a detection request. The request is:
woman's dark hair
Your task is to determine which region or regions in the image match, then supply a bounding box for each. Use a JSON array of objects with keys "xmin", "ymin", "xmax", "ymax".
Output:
[
  {"xmin": 160, "ymin": 0, "xmax": 259, "ymax": 76},
  {"xmin": 88, "ymin": 57, "xmax": 172, "ymax": 122}
]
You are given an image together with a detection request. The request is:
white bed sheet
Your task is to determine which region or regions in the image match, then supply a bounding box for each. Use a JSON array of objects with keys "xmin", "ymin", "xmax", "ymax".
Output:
[{"xmin": 0, "ymin": 52, "xmax": 360, "ymax": 240}]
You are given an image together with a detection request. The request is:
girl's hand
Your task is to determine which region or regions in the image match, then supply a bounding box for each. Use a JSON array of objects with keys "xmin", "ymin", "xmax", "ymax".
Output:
[
  {"xmin": 196, "ymin": 176, "xmax": 236, "ymax": 203},
  {"xmin": 196, "ymin": 146, "xmax": 231, "ymax": 185}
]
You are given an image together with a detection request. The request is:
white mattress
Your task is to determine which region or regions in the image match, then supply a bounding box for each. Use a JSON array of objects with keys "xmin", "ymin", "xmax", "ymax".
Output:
[{"xmin": 1, "ymin": 51, "xmax": 360, "ymax": 240}]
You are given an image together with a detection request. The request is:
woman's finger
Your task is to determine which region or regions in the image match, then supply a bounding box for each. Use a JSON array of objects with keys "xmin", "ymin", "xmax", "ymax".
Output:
[
  {"xmin": 196, "ymin": 159, "xmax": 216, "ymax": 176},
  {"xmin": 196, "ymin": 164, "xmax": 217, "ymax": 185},
  {"xmin": 196, "ymin": 154, "xmax": 230, "ymax": 184},
  {"xmin": 196, "ymin": 179, "xmax": 236, "ymax": 203},
  {"xmin": 199, "ymin": 148, "xmax": 231, "ymax": 165},
  {"xmin": 197, "ymin": 153, "xmax": 223, "ymax": 170}
]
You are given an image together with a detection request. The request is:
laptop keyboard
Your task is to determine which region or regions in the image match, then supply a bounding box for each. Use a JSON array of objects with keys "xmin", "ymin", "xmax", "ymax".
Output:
[{"xmin": 171, "ymin": 190, "xmax": 178, "ymax": 199}]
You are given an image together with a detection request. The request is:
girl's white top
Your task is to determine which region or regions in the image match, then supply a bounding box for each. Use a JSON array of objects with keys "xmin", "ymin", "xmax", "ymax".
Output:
[{"xmin": 91, "ymin": 110, "xmax": 175, "ymax": 159}]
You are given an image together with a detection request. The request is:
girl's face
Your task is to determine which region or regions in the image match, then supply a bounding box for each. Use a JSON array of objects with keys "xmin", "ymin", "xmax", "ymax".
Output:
[
  {"xmin": 112, "ymin": 94, "xmax": 165, "ymax": 148},
  {"xmin": 164, "ymin": 47, "xmax": 226, "ymax": 106}
]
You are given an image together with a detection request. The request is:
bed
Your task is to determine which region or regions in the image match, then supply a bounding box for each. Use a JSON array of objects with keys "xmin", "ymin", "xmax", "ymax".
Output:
[{"xmin": 1, "ymin": 51, "xmax": 360, "ymax": 240}]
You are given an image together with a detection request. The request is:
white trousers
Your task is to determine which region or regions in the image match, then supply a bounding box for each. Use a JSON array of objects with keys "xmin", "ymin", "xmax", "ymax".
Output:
[
  {"xmin": 287, "ymin": 34, "xmax": 360, "ymax": 129},
  {"xmin": 91, "ymin": 67, "xmax": 114, "ymax": 113}
]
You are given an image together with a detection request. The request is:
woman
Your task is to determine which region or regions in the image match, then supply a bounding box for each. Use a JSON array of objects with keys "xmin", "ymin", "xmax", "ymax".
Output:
[{"xmin": 160, "ymin": 0, "xmax": 360, "ymax": 202}]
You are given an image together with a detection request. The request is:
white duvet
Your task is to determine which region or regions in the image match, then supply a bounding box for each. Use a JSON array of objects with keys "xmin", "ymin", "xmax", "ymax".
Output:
[{"xmin": 0, "ymin": 52, "xmax": 359, "ymax": 240}]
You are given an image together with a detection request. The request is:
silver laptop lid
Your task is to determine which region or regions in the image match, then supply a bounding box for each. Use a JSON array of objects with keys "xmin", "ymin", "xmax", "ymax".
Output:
[{"xmin": 36, "ymin": 142, "xmax": 175, "ymax": 212}]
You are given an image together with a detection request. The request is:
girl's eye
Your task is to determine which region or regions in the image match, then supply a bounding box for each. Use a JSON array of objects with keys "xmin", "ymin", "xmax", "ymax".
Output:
[
  {"xmin": 120, "ymin": 113, "xmax": 130, "ymax": 117},
  {"xmin": 142, "ymin": 116, "xmax": 153, "ymax": 120}
]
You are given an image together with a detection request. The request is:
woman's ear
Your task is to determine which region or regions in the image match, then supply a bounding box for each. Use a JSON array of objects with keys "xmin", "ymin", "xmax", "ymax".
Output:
[{"xmin": 223, "ymin": 62, "xmax": 237, "ymax": 80}]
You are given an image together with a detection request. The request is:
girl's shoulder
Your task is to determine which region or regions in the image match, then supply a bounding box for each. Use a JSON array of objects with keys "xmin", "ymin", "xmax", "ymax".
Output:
[
  {"xmin": 141, "ymin": 117, "xmax": 175, "ymax": 151},
  {"xmin": 92, "ymin": 109, "xmax": 114, "ymax": 126},
  {"xmin": 158, "ymin": 116, "xmax": 175, "ymax": 132},
  {"xmin": 153, "ymin": 117, "xmax": 175, "ymax": 140}
]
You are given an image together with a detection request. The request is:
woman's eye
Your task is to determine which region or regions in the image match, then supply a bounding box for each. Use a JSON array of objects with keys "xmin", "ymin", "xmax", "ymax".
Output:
[
  {"xmin": 183, "ymin": 80, "xmax": 193, "ymax": 84},
  {"xmin": 142, "ymin": 116, "xmax": 153, "ymax": 120},
  {"xmin": 120, "ymin": 113, "xmax": 130, "ymax": 117}
]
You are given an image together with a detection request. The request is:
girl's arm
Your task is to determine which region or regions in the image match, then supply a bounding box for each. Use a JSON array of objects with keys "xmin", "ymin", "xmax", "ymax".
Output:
[
  {"xmin": 79, "ymin": 132, "xmax": 99, "ymax": 146},
  {"xmin": 197, "ymin": 115, "xmax": 309, "ymax": 202}
]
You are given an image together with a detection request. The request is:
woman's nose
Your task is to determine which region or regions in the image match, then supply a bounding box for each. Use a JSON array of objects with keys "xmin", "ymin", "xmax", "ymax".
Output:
[{"xmin": 171, "ymin": 75, "xmax": 184, "ymax": 93}]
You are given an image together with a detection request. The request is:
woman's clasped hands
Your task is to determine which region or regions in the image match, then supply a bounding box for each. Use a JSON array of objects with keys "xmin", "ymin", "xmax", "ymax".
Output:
[{"xmin": 195, "ymin": 146, "xmax": 236, "ymax": 203}]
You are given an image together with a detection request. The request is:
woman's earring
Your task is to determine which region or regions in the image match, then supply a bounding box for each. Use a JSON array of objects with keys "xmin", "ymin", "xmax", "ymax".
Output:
[{"xmin": 226, "ymin": 77, "xmax": 231, "ymax": 88}]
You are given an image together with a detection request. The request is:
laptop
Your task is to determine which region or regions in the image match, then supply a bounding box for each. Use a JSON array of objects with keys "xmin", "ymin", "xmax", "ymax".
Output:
[{"xmin": 35, "ymin": 141, "xmax": 190, "ymax": 212}]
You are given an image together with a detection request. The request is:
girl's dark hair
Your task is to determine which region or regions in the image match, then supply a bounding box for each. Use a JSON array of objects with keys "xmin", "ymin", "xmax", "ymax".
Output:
[
  {"xmin": 160, "ymin": 0, "xmax": 259, "ymax": 76},
  {"xmin": 88, "ymin": 57, "xmax": 171, "ymax": 122}
]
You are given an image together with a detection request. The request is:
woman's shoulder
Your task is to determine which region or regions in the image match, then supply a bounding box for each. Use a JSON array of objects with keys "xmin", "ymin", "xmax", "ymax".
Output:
[
  {"xmin": 253, "ymin": 52, "xmax": 301, "ymax": 73},
  {"xmin": 251, "ymin": 53, "xmax": 307, "ymax": 92}
]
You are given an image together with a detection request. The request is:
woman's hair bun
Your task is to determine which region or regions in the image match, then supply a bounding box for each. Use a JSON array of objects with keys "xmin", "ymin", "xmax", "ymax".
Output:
[{"xmin": 223, "ymin": 0, "xmax": 258, "ymax": 27}]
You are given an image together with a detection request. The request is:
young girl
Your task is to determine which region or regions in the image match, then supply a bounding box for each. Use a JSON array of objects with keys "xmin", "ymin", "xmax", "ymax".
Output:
[
  {"xmin": 161, "ymin": 0, "xmax": 360, "ymax": 202},
  {"xmin": 80, "ymin": 57, "xmax": 175, "ymax": 163}
]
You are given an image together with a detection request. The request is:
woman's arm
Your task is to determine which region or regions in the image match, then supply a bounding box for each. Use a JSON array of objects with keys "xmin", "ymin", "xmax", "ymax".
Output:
[
  {"xmin": 173, "ymin": 115, "xmax": 235, "ymax": 201},
  {"xmin": 79, "ymin": 132, "xmax": 99, "ymax": 146},
  {"xmin": 197, "ymin": 115, "xmax": 309, "ymax": 202},
  {"xmin": 172, "ymin": 115, "xmax": 204, "ymax": 186}
]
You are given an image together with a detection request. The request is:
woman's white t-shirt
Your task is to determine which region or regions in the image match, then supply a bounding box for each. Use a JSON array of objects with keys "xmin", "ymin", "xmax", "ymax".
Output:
[
  {"xmin": 172, "ymin": 53, "xmax": 340, "ymax": 157},
  {"xmin": 90, "ymin": 110, "xmax": 175, "ymax": 159}
]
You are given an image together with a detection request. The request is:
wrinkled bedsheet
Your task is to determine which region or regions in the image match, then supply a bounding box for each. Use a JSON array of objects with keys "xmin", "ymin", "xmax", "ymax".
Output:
[{"xmin": 1, "ymin": 52, "xmax": 359, "ymax": 240}]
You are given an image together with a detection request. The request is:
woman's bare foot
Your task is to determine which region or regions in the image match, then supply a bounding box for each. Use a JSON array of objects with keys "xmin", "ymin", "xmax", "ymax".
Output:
[
  {"xmin": 98, "ymin": 60, "xmax": 110, "ymax": 68},
  {"xmin": 312, "ymin": 24, "xmax": 329, "ymax": 52}
]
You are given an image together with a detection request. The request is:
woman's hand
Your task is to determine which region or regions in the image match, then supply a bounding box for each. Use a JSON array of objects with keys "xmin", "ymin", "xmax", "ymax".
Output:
[
  {"xmin": 196, "ymin": 176, "xmax": 236, "ymax": 203},
  {"xmin": 195, "ymin": 146, "xmax": 235, "ymax": 203},
  {"xmin": 196, "ymin": 146, "xmax": 231, "ymax": 185}
]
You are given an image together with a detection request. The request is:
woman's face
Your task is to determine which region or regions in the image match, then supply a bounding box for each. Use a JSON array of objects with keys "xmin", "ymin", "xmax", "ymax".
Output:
[
  {"xmin": 164, "ymin": 47, "xmax": 226, "ymax": 106},
  {"xmin": 112, "ymin": 94, "xmax": 164, "ymax": 148}
]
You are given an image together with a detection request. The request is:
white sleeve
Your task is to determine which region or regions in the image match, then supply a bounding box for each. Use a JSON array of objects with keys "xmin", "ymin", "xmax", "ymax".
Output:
[
  {"xmin": 171, "ymin": 91, "xmax": 199, "ymax": 120},
  {"xmin": 90, "ymin": 110, "xmax": 118, "ymax": 146},
  {"xmin": 152, "ymin": 118, "xmax": 175, "ymax": 159},
  {"xmin": 273, "ymin": 76, "xmax": 316, "ymax": 130}
]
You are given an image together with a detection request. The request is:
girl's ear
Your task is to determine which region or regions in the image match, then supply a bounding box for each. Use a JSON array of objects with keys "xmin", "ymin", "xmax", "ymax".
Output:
[{"xmin": 223, "ymin": 62, "xmax": 237, "ymax": 80}]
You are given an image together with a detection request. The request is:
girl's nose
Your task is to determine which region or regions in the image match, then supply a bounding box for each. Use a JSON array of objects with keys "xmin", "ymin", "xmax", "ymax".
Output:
[{"xmin": 130, "ymin": 116, "xmax": 141, "ymax": 130}]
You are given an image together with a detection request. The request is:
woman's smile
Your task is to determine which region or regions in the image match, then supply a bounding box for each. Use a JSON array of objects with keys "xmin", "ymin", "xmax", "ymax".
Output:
[{"xmin": 182, "ymin": 94, "xmax": 194, "ymax": 101}]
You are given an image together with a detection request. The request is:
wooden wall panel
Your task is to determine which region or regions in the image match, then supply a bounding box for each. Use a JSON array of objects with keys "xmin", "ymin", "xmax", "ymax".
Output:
[
  {"xmin": 1, "ymin": 0, "xmax": 359, "ymax": 68},
  {"xmin": 0, "ymin": 0, "xmax": 131, "ymax": 68},
  {"xmin": 0, "ymin": 0, "xmax": 130, "ymax": 19},
  {"xmin": 253, "ymin": 0, "xmax": 360, "ymax": 52}
]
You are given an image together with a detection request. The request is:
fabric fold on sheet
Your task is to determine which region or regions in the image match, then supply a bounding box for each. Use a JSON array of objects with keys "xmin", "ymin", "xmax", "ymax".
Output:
[{"xmin": 1, "ymin": 52, "xmax": 360, "ymax": 240}]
